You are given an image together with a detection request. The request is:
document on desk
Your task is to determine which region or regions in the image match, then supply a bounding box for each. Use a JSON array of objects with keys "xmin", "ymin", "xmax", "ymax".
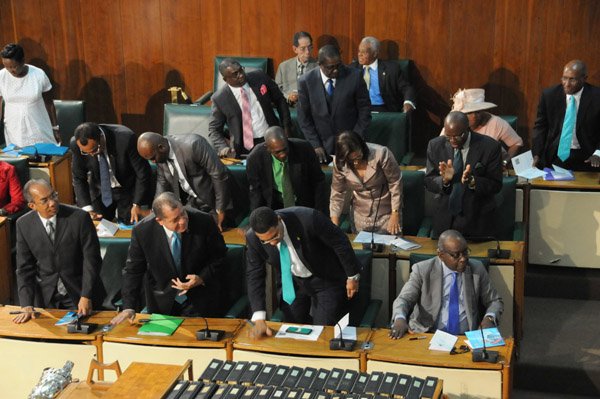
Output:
[
  {"xmin": 543, "ymin": 164, "xmax": 575, "ymax": 181},
  {"xmin": 354, "ymin": 231, "xmax": 397, "ymax": 245},
  {"xmin": 428, "ymin": 330, "xmax": 457, "ymax": 352},
  {"xmin": 275, "ymin": 324, "xmax": 323, "ymax": 341},
  {"xmin": 390, "ymin": 237, "xmax": 421, "ymax": 250},
  {"xmin": 512, "ymin": 150, "xmax": 546, "ymax": 179},
  {"xmin": 464, "ymin": 327, "xmax": 505, "ymax": 349},
  {"xmin": 96, "ymin": 219, "xmax": 119, "ymax": 237}
]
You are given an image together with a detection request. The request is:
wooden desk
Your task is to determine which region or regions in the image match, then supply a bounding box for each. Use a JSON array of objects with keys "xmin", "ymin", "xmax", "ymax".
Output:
[
  {"xmin": 366, "ymin": 330, "xmax": 514, "ymax": 399},
  {"xmin": 102, "ymin": 315, "xmax": 242, "ymax": 380},
  {"xmin": 0, "ymin": 217, "xmax": 11, "ymax": 303},
  {"xmin": 233, "ymin": 321, "xmax": 372, "ymax": 371},
  {"xmin": 28, "ymin": 153, "xmax": 74, "ymax": 204}
]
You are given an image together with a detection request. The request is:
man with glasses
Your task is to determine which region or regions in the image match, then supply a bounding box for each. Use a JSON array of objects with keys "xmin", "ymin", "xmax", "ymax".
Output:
[
  {"xmin": 14, "ymin": 179, "xmax": 102, "ymax": 323},
  {"xmin": 297, "ymin": 45, "xmax": 371, "ymax": 163},
  {"xmin": 209, "ymin": 58, "xmax": 292, "ymax": 158},
  {"xmin": 71, "ymin": 122, "xmax": 152, "ymax": 224},
  {"xmin": 425, "ymin": 111, "xmax": 502, "ymax": 239},
  {"xmin": 275, "ymin": 31, "xmax": 318, "ymax": 106},
  {"xmin": 389, "ymin": 229, "xmax": 503, "ymax": 339},
  {"xmin": 246, "ymin": 126, "xmax": 327, "ymax": 213},
  {"xmin": 110, "ymin": 192, "xmax": 227, "ymax": 324},
  {"xmin": 532, "ymin": 60, "xmax": 600, "ymax": 171},
  {"xmin": 245, "ymin": 206, "xmax": 361, "ymax": 338}
]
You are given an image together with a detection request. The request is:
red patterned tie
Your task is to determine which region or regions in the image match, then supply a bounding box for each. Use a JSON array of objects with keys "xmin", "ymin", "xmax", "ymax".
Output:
[{"xmin": 240, "ymin": 87, "xmax": 254, "ymax": 151}]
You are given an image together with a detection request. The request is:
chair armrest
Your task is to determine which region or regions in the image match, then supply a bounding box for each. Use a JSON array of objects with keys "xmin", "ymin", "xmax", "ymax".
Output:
[
  {"xmin": 359, "ymin": 299, "xmax": 382, "ymax": 328},
  {"xmin": 224, "ymin": 296, "xmax": 250, "ymax": 319},
  {"xmin": 417, "ymin": 217, "xmax": 433, "ymax": 237},
  {"xmin": 195, "ymin": 91, "xmax": 214, "ymax": 105}
]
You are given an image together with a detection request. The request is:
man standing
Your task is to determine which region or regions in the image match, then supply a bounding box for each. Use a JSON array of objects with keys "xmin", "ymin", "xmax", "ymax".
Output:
[
  {"xmin": 209, "ymin": 58, "xmax": 292, "ymax": 158},
  {"xmin": 297, "ymin": 45, "xmax": 371, "ymax": 162},
  {"xmin": 14, "ymin": 179, "xmax": 101, "ymax": 323},
  {"xmin": 111, "ymin": 192, "xmax": 227, "ymax": 324},
  {"xmin": 137, "ymin": 132, "xmax": 232, "ymax": 232},
  {"xmin": 351, "ymin": 36, "xmax": 416, "ymax": 113},
  {"xmin": 245, "ymin": 206, "xmax": 361, "ymax": 338},
  {"xmin": 532, "ymin": 60, "xmax": 600, "ymax": 171},
  {"xmin": 275, "ymin": 31, "xmax": 318, "ymax": 106},
  {"xmin": 246, "ymin": 126, "xmax": 327, "ymax": 213},
  {"xmin": 390, "ymin": 230, "xmax": 503, "ymax": 338},
  {"xmin": 71, "ymin": 122, "xmax": 152, "ymax": 223},
  {"xmin": 425, "ymin": 111, "xmax": 502, "ymax": 239}
]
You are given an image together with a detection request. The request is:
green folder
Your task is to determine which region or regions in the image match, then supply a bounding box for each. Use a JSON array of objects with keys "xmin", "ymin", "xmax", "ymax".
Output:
[{"xmin": 137, "ymin": 313, "xmax": 184, "ymax": 336}]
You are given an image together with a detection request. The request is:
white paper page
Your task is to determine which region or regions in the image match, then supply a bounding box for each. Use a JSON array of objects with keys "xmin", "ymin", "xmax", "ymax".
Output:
[
  {"xmin": 334, "ymin": 326, "xmax": 357, "ymax": 340},
  {"xmin": 96, "ymin": 218, "xmax": 119, "ymax": 237},
  {"xmin": 512, "ymin": 151, "xmax": 546, "ymax": 179},
  {"xmin": 354, "ymin": 231, "xmax": 397, "ymax": 245},
  {"xmin": 390, "ymin": 237, "xmax": 421, "ymax": 250},
  {"xmin": 428, "ymin": 329, "xmax": 458, "ymax": 352}
]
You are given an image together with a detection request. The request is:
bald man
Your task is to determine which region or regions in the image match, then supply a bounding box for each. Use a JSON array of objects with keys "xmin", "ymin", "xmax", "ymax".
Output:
[{"xmin": 532, "ymin": 60, "xmax": 600, "ymax": 171}]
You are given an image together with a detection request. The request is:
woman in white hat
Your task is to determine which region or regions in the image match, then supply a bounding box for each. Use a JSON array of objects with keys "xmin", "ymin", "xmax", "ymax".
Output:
[{"xmin": 441, "ymin": 88, "xmax": 523, "ymax": 161}]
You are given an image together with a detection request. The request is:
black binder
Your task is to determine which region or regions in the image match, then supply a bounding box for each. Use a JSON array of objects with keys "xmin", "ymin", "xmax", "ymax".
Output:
[
  {"xmin": 240, "ymin": 362, "xmax": 264, "ymax": 385},
  {"xmin": 282, "ymin": 366, "xmax": 304, "ymax": 388},
  {"xmin": 337, "ymin": 370, "xmax": 358, "ymax": 393},
  {"xmin": 269, "ymin": 365, "xmax": 291, "ymax": 387},
  {"xmin": 419, "ymin": 377, "xmax": 439, "ymax": 399},
  {"xmin": 224, "ymin": 385, "xmax": 246, "ymax": 399},
  {"xmin": 195, "ymin": 383, "xmax": 218, "ymax": 399},
  {"xmin": 200, "ymin": 359, "xmax": 224, "ymax": 382},
  {"xmin": 405, "ymin": 377, "xmax": 424, "ymax": 399},
  {"xmin": 363, "ymin": 372, "xmax": 384, "ymax": 395},
  {"xmin": 227, "ymin": 362, "xmax": 249, "ymax": 384},
  {"xmin": 214, "ymin": 362, "xmax": 236, "ymax": 383},
  {"xmin": 166, "ymin": 380, "xmax": 190, "ymax": 399},
  {"xmin": 323, "ymin": 368, "xmax": 344, "ymax": 392},
  {"xmin": 180, "ymin": 381, "xmax": 204, "ymax": 399},
  {"xmin": 212, "ymin": 384, "xmax": 232, "ymax": 399},
  {"xmin": 379, "ymin": 372, "xmax": 398, "ymax": 396},
  {"xmin": 351, "ymin": 373, "xmax": 369, "ymax": 394},
  {"xmin": 392, "ymin": 374, "xmax": 412, "ymax": 398},
  {"xmin": 309, "ymin": 369, "xmax": 330, "ymax": 392},
  {"xmin": 255, "ymin": 364, "xmax": 277, "ymax": 386},
  {"xmin": 269, "ymin": 387, "xmax": 289, "ymax": 399},
  {"xmin": 240, "ymin": 385, "xmax": 260, "ymax": 399},
  {"xmin": 255, "ymin": 386, "xmax": 274, "ymax": 399},
  {"xmin": 284, "ymin": 387, "xmax": 303, "ymax": 399},
  {"xmin": 296, "ymin": 367, "xmax": 317, "ymax": 390}
]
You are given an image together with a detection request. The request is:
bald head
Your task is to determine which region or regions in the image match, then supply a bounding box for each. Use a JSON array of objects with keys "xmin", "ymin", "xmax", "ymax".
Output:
[
  {"xmin": 438, "ymin": 229, "xmax": 467, "ymax": 250},
  {"xmin": 437, "ymin": 229, "xmax": 469, "ymax": 272},
  {"xmin": 264, "ymin": 126, "xmax": 289, "ymax": 161},
  {"xmin": 562, "ymin": 60, "xmax": 587, "ymax": 95},
  {"xmin": 137, "ymin": 132, "xmax": 170, "ymax": 163}
]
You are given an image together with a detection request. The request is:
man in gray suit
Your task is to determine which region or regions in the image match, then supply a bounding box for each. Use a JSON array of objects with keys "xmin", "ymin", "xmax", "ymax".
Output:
[
  {"xmin": 389, "ymin": 229, "xmax": 503, "ymax": 338},
  {"xmin": 137, "ymin": 132, "xmax": 232, "ymax": 232},
  {"xmin": 275, "ymin": 31, "xmax": 318, "ymax": 106}
]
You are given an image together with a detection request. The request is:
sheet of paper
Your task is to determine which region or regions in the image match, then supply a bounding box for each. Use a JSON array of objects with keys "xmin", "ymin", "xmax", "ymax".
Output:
[
  {"xmin": 390, "ymin": 237, "xmax": 421, "ymax": 250},
  {"xmin": 96, "ymin": 219, "xmax": 119, "ymax": 237},
  {"xmin": 552, "ymin": 164, "xmax": 572, "ymax": 175},
  {"xmin": 354, "ymin": 231, "xmax": 397, "ymax": 245},
  {"xmin": 334, "ymin": 326, "xmax": 357, "ymax": 340},
  {"xmin": 275, "ymin": 324, "xmax": 324, "ymax": 341},
  {"xmin": 428, "ymin": 329, "xmax": 458, "ymax": 352},
  {"xmin": 334, "ymin": 313, "xmax": 350, "ymax": 338},
  {"xmin": 511, "ymin": 151, "xmax": 546, "ymax": 179}
]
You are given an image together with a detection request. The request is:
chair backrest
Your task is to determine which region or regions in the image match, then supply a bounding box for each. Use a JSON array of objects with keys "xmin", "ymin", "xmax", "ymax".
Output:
[
  {"xmin": 350, "ymin": 249, "xmax": 373, "ymax": 326},
  {"xmin": 98, "ymin": 238, "xmax": 130, "ymax": 310},
  {"xmin": 222, "ymin": 244, "xmax": 247, "ymax": 316},
  {"xmin": 409, "ymin": 253, "xmax": 490, "ymax": 271},
  {"xmin": 390, "ymin": 59, "xmax": 412, "ymax": 83},
  {"xmin": 163, "ymin": 103, "xmax": 213, "ymax": 139},
  {"xmin": 493, "ymin": 176, "xmax": 518, "ymax": 241},
  {"xmin": 0, "ymin": 157, "xmax": 30, "ymax": 187},
  {"xmin": 401, "ymin": 170, "xmax": 425, "ymax": 236},
  {"xmin": 499, "ymin": 115, "xmax": 517, "ymax": 132},
  {"xmin": 213, "ymin": 56, "xmax": 269, "ymax": 93},
  {"xmin": 54, "ymin": 100, "xmax": 85, "ymax": 145},
  {"xmin": 227, "ymin": 165, "xmax": 251, "ymax": 227}
]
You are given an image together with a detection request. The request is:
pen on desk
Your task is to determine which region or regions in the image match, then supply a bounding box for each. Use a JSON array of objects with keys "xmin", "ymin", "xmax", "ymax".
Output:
[
  {"xmin": 10, "ymin": 310, "xmax": 40, "ymax": 315},
  {"xmin": 246, "ymin": 319, "xmax": 255, "ymax": 328},
  {"xmin": 409, "ymin": 336, "xmax": 427, "ymax": 340}
]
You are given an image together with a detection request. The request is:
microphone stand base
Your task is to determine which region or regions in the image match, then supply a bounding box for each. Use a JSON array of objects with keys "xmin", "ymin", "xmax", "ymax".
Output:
[
  {"xmin": 487, "ymin": 249, "xmax": 511, "ymax": 259},
  {"xmin": 362, "ymin": 243, "xmax": 384, "ymax": 253},
  {"xmin": 196, "ymin": 329, "xmax": 225, "ymax": 341},
  {"xmin": 67, "ymin": 323, "xmax": 98, "ymax": 334},
  {"xmin": 472, "ymin": 349, "xmax": 499, "ymax": 363},
  {"xmin": 329, "ymin": 338, "xmax": 356, "ymax": 351}
]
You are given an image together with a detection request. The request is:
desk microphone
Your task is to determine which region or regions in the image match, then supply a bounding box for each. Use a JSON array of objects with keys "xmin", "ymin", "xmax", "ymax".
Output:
[
  {"xmin": 196, "ymin": 317, "xmax": 225, "ymax": 341},
  {"xmin": 464, "ymin": 235, "xmax": 511, "ymax": 259},
  {"xmin": 363, "ymin": 183, "xmax": 385, "ymax": 253},
  {"xmin": 329, "ymin": 322, "xmax": 356, "ymax": 351},
  {"xmin": 67, "ymin": 314, "xmax": 97, "ymax": 334},
  {"xmin": 472, "ymin": 325, "xmax": 499, "ymax": 363}
]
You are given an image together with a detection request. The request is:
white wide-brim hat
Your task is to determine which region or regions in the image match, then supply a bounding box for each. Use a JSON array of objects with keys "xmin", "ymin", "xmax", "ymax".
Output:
[{"xmin": 451, "ymin": 88, "xmax": 497, "ymax": 113}]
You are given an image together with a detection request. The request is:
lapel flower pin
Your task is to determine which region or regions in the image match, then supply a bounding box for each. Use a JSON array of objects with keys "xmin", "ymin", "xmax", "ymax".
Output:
[{"xmin": 260, "ymin": 84, "xmax": 268, "ymax": 95}]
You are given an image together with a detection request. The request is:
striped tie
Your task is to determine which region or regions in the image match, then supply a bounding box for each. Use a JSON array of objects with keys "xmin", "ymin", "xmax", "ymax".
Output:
[{"xmin": 240, "ymin": 87, "xmax": 254, "ymax": 151}]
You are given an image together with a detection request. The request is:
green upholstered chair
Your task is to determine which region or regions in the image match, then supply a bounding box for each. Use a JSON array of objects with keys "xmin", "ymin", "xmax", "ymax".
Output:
[
  {"xmin": 402, "ymin": 170, "xmax": 425, "ymax": 236},
  {"xmin": 409, "ymin": 253, "xmax": 490, "ymax": 272},
  {"xmin": 97, "ymin": 237, "xmax": 131, "ymax": 310},
  {"xmin": 222, "ymin": 244, "xmax": 250, "ymax": 318},
  {"xmin": 163, "ymin": 103, "xmax": 213, "ymax": 139},
  {"xmin": 227, "ymin": 164, "xmax": 251, "ymax": 228},
  {"xmin": 54, "ymin": 100, "xmax": 85, "ymax": 145}
]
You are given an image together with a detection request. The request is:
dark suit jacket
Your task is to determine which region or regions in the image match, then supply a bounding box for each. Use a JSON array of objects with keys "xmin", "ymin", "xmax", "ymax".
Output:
[
  {"xmin": 350, "ymin": 60, "xmax": 416, "ymax": 111},
  {"xmin": 16, "ymin": 205, "xmax": 102, "ymax": 307},
  {"xmin": 297, "ymin": 65, "xmax": 372, "ymax": 155},
  {"xmin": 156, "ymin": 134, "xmax": 232, "ymax": 212},
  {"xmin": 121, "ymin": 207, "xmax": 227, "ymax": 315},
  {"xmin": 532, "ymin": 83, "xmax": 600, "ymax": 168},
  {"xmin": 245, "ymin": 206, "xmax": 361, "ymax": 313},
  {"xmin": 209, "ymin": 70, "xmax": 292, "ymax": 156},
  {"xmin": 70, "ymin": 124, "xmax": 152, "ymax": 208},
  {"xmin": 246, "ymin": 138, "xmax": 327, "ymax": 213},
  {"xmin": 425, "ymin": 132, "xmax": 502, "ymax": 238}
]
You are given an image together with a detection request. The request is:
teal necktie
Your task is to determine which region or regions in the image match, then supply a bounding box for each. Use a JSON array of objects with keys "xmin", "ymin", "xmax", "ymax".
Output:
[
  {"xmin": 558, "ymin": 95, "xmax": 576, "ymax": 162},
  {"xmin": 279, "ymin": 240, "xmax": 296, "ymax": 305},
  {"xmin": 171, "ymin": 232, "xmax": 182, "ymax": 274}
]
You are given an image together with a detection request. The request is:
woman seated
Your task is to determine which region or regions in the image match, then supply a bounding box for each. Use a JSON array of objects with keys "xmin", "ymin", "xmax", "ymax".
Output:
[
  {"xmin": 0, "ymin": 161, "xmax": 25, "ymax": 216},
  {"xmin": 330, "ymin": 131, "xmax": 402, "ymax": 235}
]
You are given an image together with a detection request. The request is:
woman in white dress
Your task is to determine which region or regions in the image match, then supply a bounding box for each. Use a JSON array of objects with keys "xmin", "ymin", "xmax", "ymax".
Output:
[{"xmin": 0, "ymin": 43, "xmax": 59, "ymax": 147}]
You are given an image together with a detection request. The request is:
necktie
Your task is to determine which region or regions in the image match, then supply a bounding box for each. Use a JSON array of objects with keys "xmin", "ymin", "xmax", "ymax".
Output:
[
  {"xmin": 282, "ymin": 162, "xmax": 295, "ymax": 208},
  {"xmin": 240, "ymin": 87, "xmax": 254, "ymax": 151},
  {"xmin": 46, "ymin": 220, "xmax": 55, "ymax": 243},
  {"xmin": 298, "ymin": 64, "xmax": 305, "ymax": 77},
  {"xmin": 279, "ymin": 240, "xmax": 296, "ymax": 305},
  {"xmin": 363, "ymin": 66, "xmax": 371, "ymax": 89},
  {"xmin": 98, "ymin": 154, "xmax": 113, "ymax": 207},
  {"xmin": 171, "ymin": 232, "xmax": 182, "ymax": 274},
  {"xmin": 448, "ymin": 148, "xmax": 464, "ymax": 215},
  {"xmin": 447, "ymin": 272, "xmax": 460, "ymax": 335},
  {"xmin": 558, "ymin": 95, "xmax": 577, "ymax": 162},
  {"xmin": 168, "ymin": 159, "xmax": 181, "ymax": 200},
  {"xmin": 326, "ymin": 79, "xmax": 334, "ymax": 97}
]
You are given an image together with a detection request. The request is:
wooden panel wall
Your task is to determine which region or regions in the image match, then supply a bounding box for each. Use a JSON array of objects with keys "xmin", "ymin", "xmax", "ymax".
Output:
[{"xmin": 0, "ymin": 0, "xmax": 598, "ymax": 155}]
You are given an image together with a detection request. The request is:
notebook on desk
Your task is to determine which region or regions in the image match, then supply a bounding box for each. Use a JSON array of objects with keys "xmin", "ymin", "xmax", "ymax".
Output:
[{"xmin": 137, "ymin": 313, "xmax": 184, "ymax": 336}]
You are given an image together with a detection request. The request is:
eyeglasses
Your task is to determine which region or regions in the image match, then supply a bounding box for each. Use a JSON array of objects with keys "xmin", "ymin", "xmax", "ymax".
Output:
[
  {"xmin": 33, "ymin": 191, "xmax": 59, "ymax": 206},
  {"xmin": 296, "ymin": 45, "xmax": 313, "ymax": 53},
  {"xmin": 450, "ymin": 345, "xmax": 471, "ymax": 355},
  {"xmin": 444, "ymin": 131, "xmax": 467, "ymax": 142},
  {"xmin": 443, "ymin": 248, "xmax": 471, "ymax": 260},
  {"xmin": 321, "ymin": 62, "xmax": 341, "ymax": 71},
  {"xmin": 80, "ymin": 144, "xmax": 101, "ymax": 156}
]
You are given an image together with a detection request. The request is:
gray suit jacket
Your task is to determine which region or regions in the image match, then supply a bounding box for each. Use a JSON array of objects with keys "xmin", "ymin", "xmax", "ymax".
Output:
[
  {"xmin": 275, "ymin": 56, "xmax": 318, "ymax": 98},
  {"xmin": 391, "ymin": 257, "xmax": 503, "ymax": 333},
  {"xmin": 156, "ymin": 134, "xmax": 232, "ymax": 212}
]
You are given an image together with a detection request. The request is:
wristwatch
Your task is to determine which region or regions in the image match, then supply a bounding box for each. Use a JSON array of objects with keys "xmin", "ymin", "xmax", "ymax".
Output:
[{"xmin": 485, "ymin": 315, "xmax": 497, "ymax": 326}]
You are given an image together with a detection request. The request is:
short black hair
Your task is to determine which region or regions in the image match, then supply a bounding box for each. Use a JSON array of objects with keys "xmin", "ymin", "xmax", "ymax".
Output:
[
  {"xmin": 334, "ymin": 131, "xmax": 369, "ymax": 170},
  {"xmin": 1, "ymin": 43, "xmax": 24, "ymax": 63},
  {"xmin": 249, "ymin": 207, "xmax": 278, "ymax": 234},
  {"xmin": 318, "ymin": 45, "xmax": 340, "ymax": 64},
  {"xmin": 218, "ymin": 58, "xmax": 242, "ymax": 77},
  {"xmin": 293, "ymin": 31, "xmax": 313, "ymax": 47},
  {"xmin": 74, "ymin": 122, "xmax": 102, "ymax": 145}
]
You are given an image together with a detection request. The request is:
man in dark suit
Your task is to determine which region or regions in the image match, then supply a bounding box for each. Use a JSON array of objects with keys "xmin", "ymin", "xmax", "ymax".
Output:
[
  {"xmin": 14, "ymin": 179, "xmax": 102, "ymax": 324},
  {"xmin": 111, "ymin": 192, "xmax": 227, "ymax": 324},
  {"xmin": 71, "ymin": 122, "xmax": 152, "ymax": 224},
  {"xmin": 532, "ymin": 60, "xmax": 600, "ymax": 171},
  {"xmin": 389, "ymin": 229, "xmax": 503, "ymax": 338},
  {"xmin": 297, "ymin": 45, "xmax": 371, "ymax": 162},
  {"xmin": 350, "ymin": 36, "xmax": 416, "ymax": 113},
  {"xmin": 245, "ymin": 206, "xmax": 361, "ymax": 338},
  {"xmin": 246, "ymin": 126, "xmax": 327, "ymax": 214},
  {"xmin": 425, "ymin": 111, "xmax": 502, "ymax": 239},
  {"xmin": 209, "ymin": 58, "xmax": 292, "ymax": 158},
  {"xmin": 137, "ymin": 132, "xmax": 232, "ymax": 231}
]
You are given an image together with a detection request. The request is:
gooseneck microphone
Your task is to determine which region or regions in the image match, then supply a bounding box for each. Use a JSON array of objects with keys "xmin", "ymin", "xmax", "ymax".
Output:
[
  {"xmin": 472, "ymin": 324, "xmax": 499, "ymax": 363},
  {"xmin": 329, "ymin": 322, "xmax": 356, "ymax": 351},
  {"xmin": 363, "ymin": 183, "xmax": 385, "ymax": 253},
  {"xmin": 196, "ymin": 317, "xmax": 225, "ymax": 341},
  {"xmin": 464, "ymin": 235, "xmax": 511, "ymax": 259}
]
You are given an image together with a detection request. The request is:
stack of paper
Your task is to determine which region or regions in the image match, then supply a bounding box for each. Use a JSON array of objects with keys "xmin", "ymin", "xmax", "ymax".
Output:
[
  {"xmin": 511, "ymin": 151, "xmax": 546, "ymax": 180},
  {"xmin": 137, "ymin": 314, "xmax": 184, "ymax": 336},
  {"xmin": 390, "ymin": 237, "xmax": 421, "ymax": 251},
  {"xmin": 543, "ymin": 165, "xmax": 574, "ymax": 181}
]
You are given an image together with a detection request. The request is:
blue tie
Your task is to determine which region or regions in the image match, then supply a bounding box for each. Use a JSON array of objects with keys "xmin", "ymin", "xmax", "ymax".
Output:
[
  {"xmin": 171, "ymin": 232, "xmax": 182, "ymax": 274},
  {"xmin": 447, "ymin": 272, "xmax": 460, "ymax": 335},
  {"xmin": 326, "ymin": 79, "xmax": 334, "ymax": 97},
  {"xmin": 558, "ymin": 95, "xmax": 577, "ymax": 162},
  {"xmin": 279, "ymin": 240, "xmax": 296, "ymax": 305},
  {"xmin": 448, "ymin": 148, "xmax": 464, "ymax": 215},
  {"xmin": 98, "ymin": 154, "xmax": 113, "ymax": 207}
]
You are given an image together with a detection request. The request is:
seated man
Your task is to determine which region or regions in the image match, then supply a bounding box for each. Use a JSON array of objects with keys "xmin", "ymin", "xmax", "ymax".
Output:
[
  {"xmin": 246, "ymin": 126, "xmax": 327, "ymax": 214},
  {"xmin": 209, "ymin": 58, "xmax": 292, "ymax": 158},
  {"xmin": 137, "ymin": 132, "xmax": 233, "ymax": 232},
  {"xmin": 275, "ymin": 31, "xmax": 318, "ymax": 106},
  {"xmin": 425, "ymin": 111, "xmax": 502, "ymax": 239},
  {"xmin": 351, "ymin": 36, "xmax": 416, "ymax": 113},
  {"xmin": 111, "ymin": 192, "xmax": 227, "ymax": 324},
  {"xmin": 245, "ymin": 206, "xmax": 361, "ymax": 338},
  {"xmin": 389, "ymin": 229, "xmax": 503, "ymax": 338},
  {"xmin": 14, "ymin": 179, "xmax": 102, "ymax": 324},
  {"xmin": 71, "ymin": 122, "xmax": 153, "ymax": 223},
  {"xmin": 0, "ymin": 160, "xmax": 25, "ymax": 216}
]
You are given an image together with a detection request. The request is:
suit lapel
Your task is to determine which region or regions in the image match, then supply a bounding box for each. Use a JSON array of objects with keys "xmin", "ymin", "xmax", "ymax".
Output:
[
  {"xmin": 431, "ymin": 258, "xmax": 443, "ymax": 319},
  {"xmin": 53, "ymin": 206, "xmax": 68, "ymax": 249},
  {"xmin": 331, "ymin": 68, "xmax": 348, "ymax": 116},
  {"xmin": 463, "ymin": 263, "xmax": 476, "ymax": 330},
  {"xmin": 158, "ymin": 223, "xmax": 179, "ymax": 277},
  {"xmin": 224, "ymin": 86, "xmax": 242, "ymax": 117},
  {"xmin": 576, "ymin": 84, "xmax": 592, "ymax": 136},
  {"xmin": 465, "ymin": 133, "xmax": 481, "ymax": 166},
  {"xmin": 262, "ymin": 149, "xmax": 275, "ymax": 193}
]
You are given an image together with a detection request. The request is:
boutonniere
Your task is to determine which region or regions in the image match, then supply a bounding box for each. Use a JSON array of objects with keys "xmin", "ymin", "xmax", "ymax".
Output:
[
  {"xmin": 296, "ymin": 236, "xmax": 301, "ymax": 241},
  {"xmin": 260, "ymin": 84, "xmax": 267, "ymax": 95}
]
